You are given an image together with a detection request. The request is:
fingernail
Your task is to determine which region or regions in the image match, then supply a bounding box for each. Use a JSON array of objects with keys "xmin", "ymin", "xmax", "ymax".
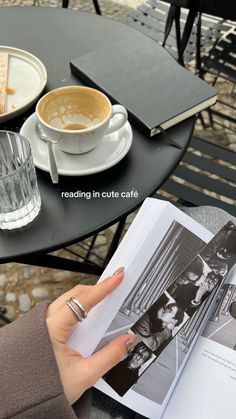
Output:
[
  {"xmin": 125, "ymin": 334, "xmax": 140, "ymax": 354},
  {"xmin": 112, "ymin": 267, "xmax": 125, "ymax": 276}
]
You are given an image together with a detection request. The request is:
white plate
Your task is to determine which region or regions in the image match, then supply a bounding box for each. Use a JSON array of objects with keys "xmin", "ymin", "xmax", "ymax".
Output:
[
  {"xmin": 20, "ymin": 113, "xmax": 133, "ymax": 176},
  {"xmin": 0, "ymin": 46, "xmax": 47, "ymax": 123}
]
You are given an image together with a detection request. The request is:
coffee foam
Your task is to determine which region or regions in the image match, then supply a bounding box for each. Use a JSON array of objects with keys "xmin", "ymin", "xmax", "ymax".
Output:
[
  {"xmin": 49, "ymin": 111, "xmax": 100, "ymax": 130},
  {"xmin": 38, "ymin": 87, "xmax": 110, "ymax": 129}
]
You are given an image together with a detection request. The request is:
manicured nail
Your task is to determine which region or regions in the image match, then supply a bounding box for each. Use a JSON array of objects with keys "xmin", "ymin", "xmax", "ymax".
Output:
[
  {"xmin": 112, "ymin": 267, "xmax": 125, "ymax": 276},
  {"xmin": 125, "ymin": 334, "xmax": 140, "ymax": 354}
]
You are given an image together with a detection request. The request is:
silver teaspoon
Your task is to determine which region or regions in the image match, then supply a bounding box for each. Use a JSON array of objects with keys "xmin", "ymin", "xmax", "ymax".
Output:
[{"xmin": 36, "ymin": 122, "xmax": 59, "ymax": 184}]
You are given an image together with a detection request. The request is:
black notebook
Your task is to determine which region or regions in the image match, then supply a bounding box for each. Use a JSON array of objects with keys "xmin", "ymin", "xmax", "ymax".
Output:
[{"xmin": 70, "ymin": 38, "xmax": 217, "ymax": 137}]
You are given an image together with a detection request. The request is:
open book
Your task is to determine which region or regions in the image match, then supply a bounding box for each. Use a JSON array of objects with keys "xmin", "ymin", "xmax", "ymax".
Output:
[{"xmin": 68, "ymin": 198, "xmax": 236, "ymax": 418}]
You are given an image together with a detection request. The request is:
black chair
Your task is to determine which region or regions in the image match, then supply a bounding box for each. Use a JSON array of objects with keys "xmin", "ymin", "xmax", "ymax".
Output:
[
  {"xmin": 158, "ymin": 136, "xmax": 236, "ymax": 217},
  {"xmin": 119, "ymin": 0, "xmax": 225, "ymax": 67},
  {"xmin": 120, "ymin": 0, "xmax": 236, "ymax": 216},
  {"xmin": 120, "ymin": 1, "xmax": 236, "ymax": 112},
  {"xmin": 201, "ymin": 24, "xmax": 236, "ymax": 131},
  {"xmin": 203, "ymin": 29, "xmax": 236, "ymax": 84}
]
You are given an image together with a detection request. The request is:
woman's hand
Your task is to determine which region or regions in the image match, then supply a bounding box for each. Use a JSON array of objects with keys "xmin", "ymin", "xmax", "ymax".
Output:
[{"xmin": 46, "ymin": 268, "xmax": 139, "ymax": 405}]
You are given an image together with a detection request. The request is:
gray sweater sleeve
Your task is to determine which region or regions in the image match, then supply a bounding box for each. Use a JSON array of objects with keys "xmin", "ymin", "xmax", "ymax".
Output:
[{"xmin": 0, "ymin": 301, "xmax": 91, "ymax": 419}]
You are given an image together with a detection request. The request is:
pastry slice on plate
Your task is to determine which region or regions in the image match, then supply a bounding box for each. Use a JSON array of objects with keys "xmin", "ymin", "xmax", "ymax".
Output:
[{"xmin": 0, "ymin": 53, "xmax": 9, "ymax": 115}]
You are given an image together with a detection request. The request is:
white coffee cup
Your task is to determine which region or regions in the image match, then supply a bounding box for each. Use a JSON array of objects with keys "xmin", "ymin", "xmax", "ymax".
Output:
[{"xmin": 36, "ymin": 86, "xmax": 128, "ymax": 154}]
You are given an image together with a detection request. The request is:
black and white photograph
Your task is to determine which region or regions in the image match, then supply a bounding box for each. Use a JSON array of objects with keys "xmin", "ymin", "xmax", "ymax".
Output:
[
  {"xmin": 131, "ymin": 292, "xmax": 189, "ymax": 355},
  {"xmin": 96, "ymin": 221, "xmax": 205, "ymax": 351},
  {"xmin": 187, "ymin": 270, "xmax": 221, "ymax": 316},
  {"xmin": 95, "ymin": 221, "xmax": 206, "ymax": 403},
  {"xmin": 168, "ymin": 255, "xmax": 223, "ymax": 317},
  {"xmin": 168, "ymin": 255, "xmax": 213, "ymax": 315},
  {"xmin": 200, "ymin": 221, "xmax": 236, "ymax": 275},
  {"xmin": 104, "ymin": 341, "xmax": 156, "ymax": 397},
  {"xmin": 178, "ymin": 222, "xmax": 236, "ymax": 316},
  {"xmin": 202, "ymin": 284, "xmax": 236, "ymax": 350}
]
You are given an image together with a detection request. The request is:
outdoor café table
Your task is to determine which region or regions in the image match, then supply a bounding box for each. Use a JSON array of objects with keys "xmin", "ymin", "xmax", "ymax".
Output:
[{"xmin": 0, "ymin": 6, "xmax": 195, "ymax": 275}]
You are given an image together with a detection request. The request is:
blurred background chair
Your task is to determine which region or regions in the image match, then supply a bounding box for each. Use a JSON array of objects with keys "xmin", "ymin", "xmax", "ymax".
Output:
[
  {"xmin": 119, "ymin": 0, "xmax": 226, "ymax": 66},
  {"xmin": 157, "ymin": 135, "xmax": 236, "ymax": 217},
  {"xmin": 201, "ymin": 23, "xmax": 236, "ymax": 132},
  {"xmin": 120, "ymin": 0, "xmax": 236, "ymax": 216}
]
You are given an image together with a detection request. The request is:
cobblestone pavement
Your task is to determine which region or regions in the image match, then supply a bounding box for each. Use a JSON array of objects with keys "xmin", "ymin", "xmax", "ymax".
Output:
[
  {"xmin": 0, "ymin": 0, "xmax": 235, "ymax": 324},
  {"xmin": 0, "ymin": 0, "xmax": 141, "ymax": 19}
]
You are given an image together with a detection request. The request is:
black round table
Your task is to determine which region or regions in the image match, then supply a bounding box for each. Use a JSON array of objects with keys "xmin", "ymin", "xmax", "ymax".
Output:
[{"xmin": 0, "ymin": 7, "xmax": 195, "ymax": 269}]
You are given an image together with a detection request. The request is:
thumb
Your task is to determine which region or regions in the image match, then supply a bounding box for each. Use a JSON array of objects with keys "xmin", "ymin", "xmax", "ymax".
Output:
[{"xmin": 84, "ymin": 334, "xmax": 140, "ymax": 385}]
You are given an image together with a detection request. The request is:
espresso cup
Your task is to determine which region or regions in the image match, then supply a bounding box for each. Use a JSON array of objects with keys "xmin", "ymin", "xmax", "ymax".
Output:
[{"xmin": 36, "ymin": 86, "xmax": 128, "ymax": 154}]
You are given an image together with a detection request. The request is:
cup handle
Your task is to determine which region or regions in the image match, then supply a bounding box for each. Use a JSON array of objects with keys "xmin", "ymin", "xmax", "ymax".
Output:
[{"xmin": 106, "ymin": 105, "xmax": 128, "ymax": 135}]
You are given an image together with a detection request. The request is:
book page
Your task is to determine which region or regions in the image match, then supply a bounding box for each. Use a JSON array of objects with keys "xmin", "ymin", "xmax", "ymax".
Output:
[
  {"xmin": 68, "ymin": 198, "xmax": 213, "ymax": 417},
  {"xmin": 163, "ymin": 265, "xmax": 236, "ymax": 419},
  {"xmin": 96, "ymin": 221, "xmax": 236, "ymax": 417}
]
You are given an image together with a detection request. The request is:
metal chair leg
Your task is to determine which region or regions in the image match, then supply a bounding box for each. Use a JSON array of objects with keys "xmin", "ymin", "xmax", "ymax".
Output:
[
  {"xmin": 62, "ymin": 0, "xmax": 101, "ymax": 14},
  {"xmin": 92, "ymin": 0, "xmax": 102, "ymax": 15},
  {"xmin": 62, "ymin": 0, "xmax": 69, "ymax": 8}
]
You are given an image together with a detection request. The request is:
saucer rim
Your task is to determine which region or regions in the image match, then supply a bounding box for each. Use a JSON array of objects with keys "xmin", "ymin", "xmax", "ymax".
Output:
[
  {"xmin": 0, "ymin": 46, "xmax": 47, "ymax": 123},
  {"xmin": 20, "ymin": 113, "xmax": 133, "ymax": 176}
]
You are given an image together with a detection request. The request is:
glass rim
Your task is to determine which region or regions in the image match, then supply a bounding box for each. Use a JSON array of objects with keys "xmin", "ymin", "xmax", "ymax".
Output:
[{"xmin": 0, "ymin": 131, "xmax": 33, "ymax": 180}]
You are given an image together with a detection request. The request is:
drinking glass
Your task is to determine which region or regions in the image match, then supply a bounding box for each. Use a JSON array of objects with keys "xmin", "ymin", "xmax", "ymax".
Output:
[{"xmin": 0, "ymin": 131, "xmax": 41, "ymax": 230}]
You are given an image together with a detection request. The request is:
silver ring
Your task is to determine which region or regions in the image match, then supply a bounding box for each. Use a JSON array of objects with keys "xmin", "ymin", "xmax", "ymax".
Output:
[
  {"xmin": 66, "ymin": 300, "xmax": 83, "ymax": 322},
  {"xmin": 69, "ymin": 297, "xmax": 87, "ymax": 318},
  {"xmin": 66, "ymin": 296, "xmax": 87, "ymax": 322}
]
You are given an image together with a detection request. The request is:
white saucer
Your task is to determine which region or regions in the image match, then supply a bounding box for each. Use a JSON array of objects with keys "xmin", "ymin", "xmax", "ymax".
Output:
[{"xmin": 20, "ymin": 113, "xmax": 133, "ymax": 176}]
